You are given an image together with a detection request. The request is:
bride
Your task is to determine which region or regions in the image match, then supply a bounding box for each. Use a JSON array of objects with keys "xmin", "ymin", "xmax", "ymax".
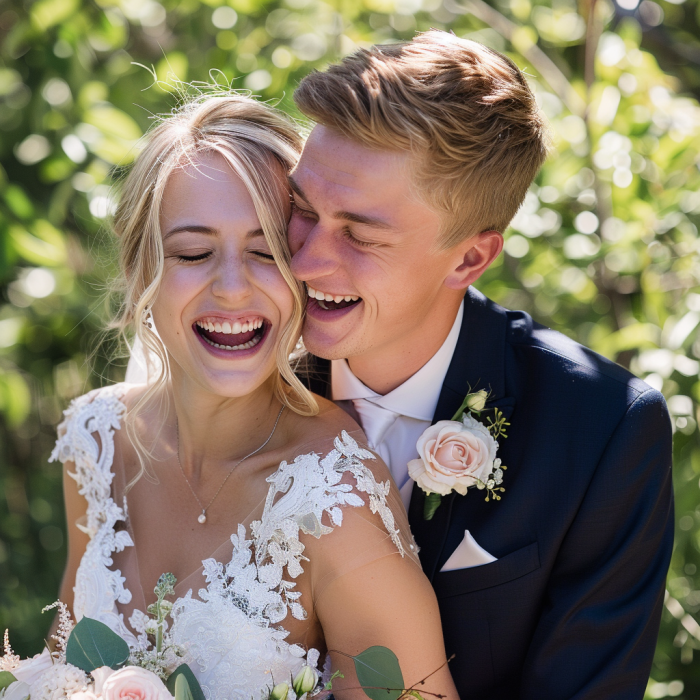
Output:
[{"xmin": 53, "ymin": 93, "xmax": 458, "ymax": 699}]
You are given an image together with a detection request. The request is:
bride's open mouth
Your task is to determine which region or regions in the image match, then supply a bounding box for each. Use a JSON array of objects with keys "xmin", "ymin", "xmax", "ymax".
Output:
[{"xmin": 193, "ymin": 315, "xmax": 269, "ymax": 356}]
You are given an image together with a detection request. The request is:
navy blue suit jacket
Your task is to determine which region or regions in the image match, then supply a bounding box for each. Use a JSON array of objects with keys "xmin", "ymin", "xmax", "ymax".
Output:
[{"xmin": 305, "ymin": 286, "xmax": 674, "ymax": 699}]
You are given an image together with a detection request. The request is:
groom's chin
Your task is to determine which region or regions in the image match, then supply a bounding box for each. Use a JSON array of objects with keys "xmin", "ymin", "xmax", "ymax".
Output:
[{"xmin": 301, "ymin": 318, "xmax": 355, "ymax": 361}]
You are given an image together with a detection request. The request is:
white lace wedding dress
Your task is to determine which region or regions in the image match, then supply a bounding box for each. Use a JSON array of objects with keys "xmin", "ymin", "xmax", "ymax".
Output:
[{"xmin": 51, "ymin": 385, "xmax": 418, "ymax": 700}]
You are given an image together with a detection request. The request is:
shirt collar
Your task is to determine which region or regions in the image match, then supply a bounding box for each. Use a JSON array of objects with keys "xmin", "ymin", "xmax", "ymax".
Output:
[{"xmin": 331, "ymin": 300, "xmax": 464, "ymax": 421}]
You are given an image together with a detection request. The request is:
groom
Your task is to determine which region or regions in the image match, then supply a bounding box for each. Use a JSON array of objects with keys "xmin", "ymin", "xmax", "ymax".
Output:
[{"xmin": 289, "ymin": 31, "xmax": 674, "ymax": 699}]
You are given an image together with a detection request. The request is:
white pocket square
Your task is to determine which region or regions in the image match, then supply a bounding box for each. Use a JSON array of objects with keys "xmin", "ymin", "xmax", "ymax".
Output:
[{"xmin": 440, "ymin": 530, "xmax": 497, "ymax": 572}]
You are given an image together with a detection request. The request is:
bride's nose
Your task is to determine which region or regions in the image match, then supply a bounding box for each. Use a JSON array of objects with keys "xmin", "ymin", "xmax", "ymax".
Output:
[{"xmin": 210, "ymin": 255, "xmax": 253, "ymax": 302}]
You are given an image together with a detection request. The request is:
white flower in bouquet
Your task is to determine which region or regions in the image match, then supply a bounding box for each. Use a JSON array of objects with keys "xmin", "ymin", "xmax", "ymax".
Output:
[
  {"xmin": 11, "ymin": 649, "xmax": 53, "ymax": 686},
  {"xmin": 292, "ymin": 666, "xmax": 318, "ymax": 696},
  {"xmin": 29, "ymin": 662, "xmax": 88, "ymax": 700},
  {"xmin": 0, "ymin": 682, "xmax": 30, "ymax": 700},
  {"xmin": 101, "ymin": 666, "xmax": 172, "ymax": 700}
]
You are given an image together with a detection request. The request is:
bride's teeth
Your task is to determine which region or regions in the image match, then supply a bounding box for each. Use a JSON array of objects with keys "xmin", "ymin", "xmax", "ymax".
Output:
[
  {"xmin": 324, "ymin": 293, "xmax": 334, "ymax": 302},
  {"xmin": 214, "ymin": 322, "xmax": 221, "ymax": 332},
  {"xmin": 233, "ymin": 321, "xmax": 242, "ymax": 333},
  {"xmin": 222, "ymin": 321, "xmax": 232, "ymax": 333},
  {"xmin": 333, "ymin": 295, "xmax": 344, "ymax": 303}
]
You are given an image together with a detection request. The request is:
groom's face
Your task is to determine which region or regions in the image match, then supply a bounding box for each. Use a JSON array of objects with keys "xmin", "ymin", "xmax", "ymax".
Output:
[{"xmin": 288, "ymin": 126, "xmax": 460, "ymax": 363}]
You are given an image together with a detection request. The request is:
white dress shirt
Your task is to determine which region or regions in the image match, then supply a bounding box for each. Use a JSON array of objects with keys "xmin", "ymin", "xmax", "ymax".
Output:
[{"xmin": 332, "ymin": 302, "xmax": 464, "ymax": 511}]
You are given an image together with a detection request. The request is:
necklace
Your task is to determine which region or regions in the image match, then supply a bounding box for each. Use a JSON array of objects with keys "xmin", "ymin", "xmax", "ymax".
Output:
[{"xmin": 175, "ymin": 404, "xmax": 285, "ymax": 525}]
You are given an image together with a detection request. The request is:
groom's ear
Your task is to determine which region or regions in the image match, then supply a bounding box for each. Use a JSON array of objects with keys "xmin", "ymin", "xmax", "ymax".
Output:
[{"xmin": 444, "ymin": 230, "xmax": 503, "ymax": 290}]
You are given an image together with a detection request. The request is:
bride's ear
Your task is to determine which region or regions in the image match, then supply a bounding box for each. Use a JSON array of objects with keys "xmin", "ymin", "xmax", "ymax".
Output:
[{"xmin": 444, "ymin": 230, "xmax": 503, "ymax": 291}]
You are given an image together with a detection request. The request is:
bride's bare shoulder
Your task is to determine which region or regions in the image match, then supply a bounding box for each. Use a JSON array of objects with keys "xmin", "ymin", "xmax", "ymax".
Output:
[{"xmin": 282, "ymin": 393, "xmax": 364, "ymax": 447}]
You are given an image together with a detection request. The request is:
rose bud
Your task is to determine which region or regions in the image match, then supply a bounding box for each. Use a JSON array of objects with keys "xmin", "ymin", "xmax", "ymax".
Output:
[
  {"xmin": 269, "ymin": 682, "xmax": 289, "ymax": 700},
  {"xmin": 293, "ymin": 666, "xmax": 318, "ymax": 696}
]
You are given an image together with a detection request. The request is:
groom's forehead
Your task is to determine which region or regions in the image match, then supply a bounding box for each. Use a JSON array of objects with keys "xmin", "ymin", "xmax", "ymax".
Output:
[{"xmin": 295, "ymin": 126, "xmax": 409, "ymax": 195}]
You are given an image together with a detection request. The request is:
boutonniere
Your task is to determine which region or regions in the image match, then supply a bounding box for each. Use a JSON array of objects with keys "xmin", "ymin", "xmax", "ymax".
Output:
[{"xmin": 407, "ymin": 389, "xmax": 510, "ymax": 521}]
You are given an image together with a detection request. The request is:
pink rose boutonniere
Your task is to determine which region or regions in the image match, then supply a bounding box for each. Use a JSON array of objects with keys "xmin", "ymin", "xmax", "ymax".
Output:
[{"xmin": 408, "ymin": 389, "xmax": 510, "ymax": 520}]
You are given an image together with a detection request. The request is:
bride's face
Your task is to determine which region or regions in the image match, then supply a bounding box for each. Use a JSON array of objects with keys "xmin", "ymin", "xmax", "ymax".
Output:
[{"xmin": 151, "ymin": 151, "xmax": 294, "ymax": 399}]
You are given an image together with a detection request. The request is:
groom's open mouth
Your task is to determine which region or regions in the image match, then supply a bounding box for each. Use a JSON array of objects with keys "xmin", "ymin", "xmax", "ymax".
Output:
[
  {"xmin": 306, "ymin": 285, "xmax": 362, "ymax": 316},
  {"xmin": 193, "ymin": 315, "xmax": 269, "ymax": 357}
]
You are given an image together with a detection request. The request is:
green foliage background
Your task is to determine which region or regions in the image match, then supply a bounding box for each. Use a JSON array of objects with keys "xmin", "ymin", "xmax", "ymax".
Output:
[{"xmin": 0, "ymin": 0, "xmax": 698, "ymax": 695}]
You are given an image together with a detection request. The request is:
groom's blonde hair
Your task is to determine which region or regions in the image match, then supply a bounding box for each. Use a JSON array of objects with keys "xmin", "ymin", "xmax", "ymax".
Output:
[
  {"xmin": 294, "ymin": 30, "xmax": 550, "ymax": 247},
  {"xmin": 111, "ymin": 93, "xmax": 318, "ymax": 483}
]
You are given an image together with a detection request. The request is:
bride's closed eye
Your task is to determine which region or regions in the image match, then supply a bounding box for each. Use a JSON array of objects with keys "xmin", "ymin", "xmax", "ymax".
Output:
[
  {"xmin": 249, "ymin": 249, "xmax": 276, "ymax": 262},
  {"xmin": 175, "ymin": 251, "xmax": 213, "ymax": 263}
]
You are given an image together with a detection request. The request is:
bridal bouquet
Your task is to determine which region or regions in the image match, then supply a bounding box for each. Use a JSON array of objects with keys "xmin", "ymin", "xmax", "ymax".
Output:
[
  {"xmin": 0, "ymin": 575, "xmax": 211, "ymax": 700},
  {"xmin": 0, "ymin": 575, "xmax": 422, "ymax": 700}
]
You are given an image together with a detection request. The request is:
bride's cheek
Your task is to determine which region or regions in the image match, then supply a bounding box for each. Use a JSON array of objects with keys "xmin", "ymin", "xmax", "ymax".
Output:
[{"xmin": 255, "ymin": 266, "xmax": 295, "ymax": 327}]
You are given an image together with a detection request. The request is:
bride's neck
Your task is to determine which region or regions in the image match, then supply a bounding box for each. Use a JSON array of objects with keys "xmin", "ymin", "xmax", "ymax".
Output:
[{"xmin": 165, "ymin": 372, "xmax": 282, "ymax": 479}]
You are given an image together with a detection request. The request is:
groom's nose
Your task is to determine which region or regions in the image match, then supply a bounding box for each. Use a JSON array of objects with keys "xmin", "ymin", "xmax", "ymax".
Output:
[{"xmin": 289, "ymin": 223, "xmax": 340, "ymax": 282}]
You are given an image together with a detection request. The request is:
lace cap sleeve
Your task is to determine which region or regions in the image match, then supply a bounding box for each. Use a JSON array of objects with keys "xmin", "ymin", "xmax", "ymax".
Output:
[
  {"xmin": 249, "ymin": 429, "xmax": 420, "ymax": 620},
  {"xmin": 50, "ymin": 385, "xmax": 128, "ymax": 535}
]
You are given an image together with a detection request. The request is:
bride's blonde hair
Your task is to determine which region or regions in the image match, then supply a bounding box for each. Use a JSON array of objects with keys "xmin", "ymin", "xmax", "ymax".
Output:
[{"xmin": 111, "ymin": 93, "xmax": 318, "ymax": 480}]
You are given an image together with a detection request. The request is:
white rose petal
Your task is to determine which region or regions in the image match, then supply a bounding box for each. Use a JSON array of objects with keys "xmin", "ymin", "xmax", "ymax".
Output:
[
  {"xmin": 12, "ymin": 649, "xmax": 53, "ymax": 685},
  {"xmin": 1, "ymin": 682, "xmax": 30, "ymax": 700}
]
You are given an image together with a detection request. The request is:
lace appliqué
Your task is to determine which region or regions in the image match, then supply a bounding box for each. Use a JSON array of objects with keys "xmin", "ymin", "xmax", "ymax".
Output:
[
  {"xmin": 197, "ymin": 431, "xmax": 405, "ymax": 628},
  {"xmin": 50, "ymin": 385, "xmax": 138, "ymax": 647}
]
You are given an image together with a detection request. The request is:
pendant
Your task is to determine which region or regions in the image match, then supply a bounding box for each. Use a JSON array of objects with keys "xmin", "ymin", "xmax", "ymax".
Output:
[{"xmin": 198, "ymin": 512, "xmax": 207, "ymax": 524}]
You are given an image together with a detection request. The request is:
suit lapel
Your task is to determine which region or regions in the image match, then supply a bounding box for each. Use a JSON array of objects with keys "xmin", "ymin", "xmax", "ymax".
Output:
[{"xmin": 410, "ymin": 286, "xmax": 517, "ymax": 580}]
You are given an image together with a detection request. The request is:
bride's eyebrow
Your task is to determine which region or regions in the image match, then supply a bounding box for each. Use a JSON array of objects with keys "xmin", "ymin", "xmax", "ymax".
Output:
[{"xmin": 163, "ymin": 224, "xmax": 217, "ymax": 239}]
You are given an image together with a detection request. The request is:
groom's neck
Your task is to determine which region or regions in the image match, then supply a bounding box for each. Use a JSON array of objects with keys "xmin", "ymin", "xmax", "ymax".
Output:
[{"xmin": 346, "ymin": 302, "xmax": 462, "ymax": 395}]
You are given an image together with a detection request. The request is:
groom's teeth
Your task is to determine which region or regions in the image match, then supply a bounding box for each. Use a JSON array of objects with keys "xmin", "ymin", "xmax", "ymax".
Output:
[
  {"xmin": 232, "ymin": 321, "xmax": 241, "ymax": 333},
  {"xmin": 306, "ymin": 284, "xmax": 360, "ymax": 304},
  {"xmin": 215, "ymin": 322, "xmax": 222, "ymax": 332},
  {"xmin": 222, "ymin": 321, "xmax": 232, "ymax": 333}
]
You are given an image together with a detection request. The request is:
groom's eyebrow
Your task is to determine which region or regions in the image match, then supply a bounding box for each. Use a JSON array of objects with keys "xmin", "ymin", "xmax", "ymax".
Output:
[
  {"xmin": 288, "ymin": 175, "xmax": 393, "ymax": 231},
  {"xmin": 288, "ymin": 175, "xmax": 309, "ymax": 203}
]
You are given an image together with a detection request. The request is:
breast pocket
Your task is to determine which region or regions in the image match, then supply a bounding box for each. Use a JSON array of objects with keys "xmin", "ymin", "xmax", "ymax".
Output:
[
  {"xmin": 433, "ymin": 542, "xmax": 541, "ymax": 698},
  {"xmin": 433, "ymin": 541, "xmax": 540, "ymax": 599}
]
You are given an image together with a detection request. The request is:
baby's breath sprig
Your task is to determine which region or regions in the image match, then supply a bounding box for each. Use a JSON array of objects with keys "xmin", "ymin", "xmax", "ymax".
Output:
[
  {"xmin": 486, "ymin": 408, "xmax": 510, "ymax": 440},
  {"xmin": 0, "ymin": 629, "xmax": 20, "ymax": 671},
  {"xmin": 41, "ymin": 601, "xmax": 74, "ymax": 662}
]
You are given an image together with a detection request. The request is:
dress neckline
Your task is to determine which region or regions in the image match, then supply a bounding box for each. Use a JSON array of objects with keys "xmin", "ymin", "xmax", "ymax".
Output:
[{"xmin": 51, "ymin": 384, "xmax": 405, "ymax": 648}]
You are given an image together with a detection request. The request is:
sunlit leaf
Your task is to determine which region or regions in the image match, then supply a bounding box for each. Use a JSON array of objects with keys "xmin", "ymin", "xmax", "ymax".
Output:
[
  {"xmin": 65, "ymin": 617, "xmax": 130, "ymax": 672},
  {"xmin": 353, "ymin": 646, "xmax": 404, "ymax": 700}
]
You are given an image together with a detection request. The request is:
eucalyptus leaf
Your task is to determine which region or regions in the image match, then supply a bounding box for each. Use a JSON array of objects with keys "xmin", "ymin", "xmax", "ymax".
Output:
[
  {"xmin": 167, "ymin": 665, "xmax": 206, "ymax": 700},
  {"xmin": 173, "ymin": 674, "xmax": 193, "ymax": 700},
  {"xmin": 65, "ymin": 617, "xmax": 130, "ymax": 672},
  {"xmin": 352, "ymin": 646, "xmax": 404, "ymax": 700},
  {"xmin": 0, "ymin": 672, "xmax": 17, "ymax": 691}
]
